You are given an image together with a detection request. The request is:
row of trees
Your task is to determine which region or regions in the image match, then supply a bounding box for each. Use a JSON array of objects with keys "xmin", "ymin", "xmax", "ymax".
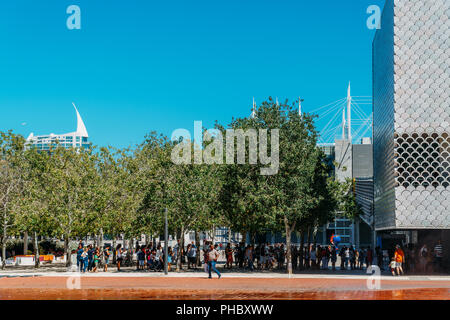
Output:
[{"xmin": 0, "ymin": 98, "xmax": 361, "ymax": 273}]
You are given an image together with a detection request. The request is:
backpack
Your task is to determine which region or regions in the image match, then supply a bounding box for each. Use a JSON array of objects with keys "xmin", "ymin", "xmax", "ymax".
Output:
[{"xmin": 421, "ymin": 249, "xmax": 427, "ymax": 257}]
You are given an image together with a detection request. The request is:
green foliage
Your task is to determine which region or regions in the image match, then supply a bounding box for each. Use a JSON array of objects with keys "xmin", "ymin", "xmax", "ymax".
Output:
[{"xmin": 0, "ymin": 98, "xmax": 360, "ymax": 270}]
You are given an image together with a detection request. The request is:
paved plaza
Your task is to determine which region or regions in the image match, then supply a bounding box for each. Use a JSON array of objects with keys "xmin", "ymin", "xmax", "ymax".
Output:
[{"xmin": 0, "ymin": 266, "xmax": 448, "ymax": 300}]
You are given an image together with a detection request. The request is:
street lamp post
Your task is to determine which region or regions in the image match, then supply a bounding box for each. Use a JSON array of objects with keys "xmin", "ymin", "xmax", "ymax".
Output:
[{"xmin": 164, "ymin": 208, "xmax": 168, "ymax": 275}]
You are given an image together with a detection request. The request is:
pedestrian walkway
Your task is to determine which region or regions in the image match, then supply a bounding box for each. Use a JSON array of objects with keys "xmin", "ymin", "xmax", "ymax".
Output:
[{"xmin": 1, "ymin": 267, "xmax": 449, "ymax": 281}]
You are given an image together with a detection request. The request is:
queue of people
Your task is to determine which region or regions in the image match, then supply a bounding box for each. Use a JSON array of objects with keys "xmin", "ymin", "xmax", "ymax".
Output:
[
  {"xmin": 74, "ymin": 239, "xmax": 445, "ymax": 275},
  {"xmin": 226, "ymin": 242, "xmax": 378, "ymax": 272}
]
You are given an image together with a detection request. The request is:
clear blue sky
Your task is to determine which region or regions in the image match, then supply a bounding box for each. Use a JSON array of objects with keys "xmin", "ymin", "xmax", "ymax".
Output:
[{"xmin": 0, "ymin": 0, "xmax": 385, "ymax": 148}]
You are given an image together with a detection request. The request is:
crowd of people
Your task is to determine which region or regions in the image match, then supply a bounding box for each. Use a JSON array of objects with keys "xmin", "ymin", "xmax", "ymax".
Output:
[
  {"xmin": 226, "ymin": 242, "xmax": 378, "ymax": 272},
  {"xmin": 74, "ymin": 239, "xmax": 445, "ymax": 276}
]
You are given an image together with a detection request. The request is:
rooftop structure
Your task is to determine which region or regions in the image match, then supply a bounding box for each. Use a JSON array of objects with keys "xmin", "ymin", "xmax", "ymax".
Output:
[{"xmin": 25, "ymin": 103, "xmax": 90, "ymax": 151}]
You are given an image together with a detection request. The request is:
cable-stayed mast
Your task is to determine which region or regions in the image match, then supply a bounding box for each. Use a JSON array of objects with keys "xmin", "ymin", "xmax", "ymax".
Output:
[{"xmin": 346, "ymin": 82, "xmax": 352, "ymax": 141}]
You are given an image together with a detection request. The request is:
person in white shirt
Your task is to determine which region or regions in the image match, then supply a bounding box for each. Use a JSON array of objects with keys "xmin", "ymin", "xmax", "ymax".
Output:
[
  {"xmin": 310, "ymin": 246, "xmax": 316, "ymax": 269},
  {"xmin": 207, "ymin": 245, "xmax": 221, "ymax": 279}
]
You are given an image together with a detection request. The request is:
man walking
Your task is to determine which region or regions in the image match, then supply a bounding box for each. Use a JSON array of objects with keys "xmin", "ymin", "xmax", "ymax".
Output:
[{"xmin": 207, "ymin": 244, "xmax": 221, "ymax": 279}]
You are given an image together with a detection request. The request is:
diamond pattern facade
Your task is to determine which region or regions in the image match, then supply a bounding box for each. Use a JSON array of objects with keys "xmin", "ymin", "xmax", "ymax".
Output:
[{"xmin": 373, "ymin": 0, "xmax": 450, "ymax": 230}]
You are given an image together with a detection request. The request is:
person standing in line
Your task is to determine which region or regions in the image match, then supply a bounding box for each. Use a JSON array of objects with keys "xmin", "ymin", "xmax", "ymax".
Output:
[
  {"xmin": 298, "ymin": 245, "xmax": 303, "ymax": 270},
  {"xmin": 207, "ymin": 244, "xmax": 221, "ymax": 279},
  {"xmin": 92, "ymin": 248, "xmax": 100, "ymax": 272},
  {"xmin": 76, "ymin": 244, "xmax": 83, "ymax": 272},
  {"xmin": 103, "ymin": 246, "xmax": 110, "ymax": 272},
  {"xmin": 419, "ymin": 244, "xmax": 428, "ymax": 274},
  {"xmin": 316, "ymin": 245, "xmax": 322, "ymax": 270},
  {"xmin": 292, "ymin": 245, "xmax": 298, "ymax": 270},
  {"xmin": 362, "ymin": 247, "xmax": 368, "ymax": 269},
  {"xmin": 344, "ymin": 246, "xmax": 350, "ymax": 270},
  {"xmin": 367, "ymin": 246, "xmax": 373, "ymax": 267},
  {"xmin": 225, "ymin": 243, "xmax": 233, "ymax": 269},
  {"xmin": 191, "ymin": 243, "xmax": 198, "ymax": 270},
  {"xmin": 390, "ymin": 257, "xmax": 397, "ymax": 276},
  {"xmin": 186, "ymin": 243, "xmax": 192, "ymax": 269},
  {"xmin": 320, "ymin": 246, "xmax": 326, "ymax": 270},
  {"xmin": 81, "ymin": 247, "xmax": 89, "ymax": 273},
  {"xmin": 187, "ymin": 242, "xmax": 197, "ymax": 269},
  {"xmin": 304, "ymin": 247, "xmax": 309, "ymax": 269},
  {"xmin": 376, "ymin": 246, "xmax": 383, "ymax": 271},
  {"xmin": 238, "ymin": 242, "xmax": 245, "ymax": 269},
  {"xmin": 172, "ymin": 240, "xmax": 179, "ymax": 266},
  {"xmin": 138, "ymin": 247, "xmax": 146, "ymax": 270},
  {"xmin": 330, "ymin": 245, "xmax": 337, "ymax": 271},
  {"xmin": 245, "ymin": 245, "xmax": 254, "ymax": 271},
  {"xmin": 116, "ymin": 244, "xmax": 123, "ymax": 272},
  {"xmin": 354, "ymin": 248, "xmax": 360, "ymax": 270},
  {"xmin": 323, "ymin": 246, "xmax": 330, "ymax": 270},
  {"xmin": 350, "ymin": 246, "xmax": 356, "ymax": 270},
  {"xmin": 339, "ymin": 246, "xmax": 345, "ymax": 270},
  {"xmin": 203, "ymin": 242, "xmax": 210, "ymax": 273},
  {"xmin": 167, "ymin": 247, "xmax": 174, "ymax": 271},
  {"xmin": 310, "ymin": 245, "xmax": 316, "ymax": 269},
  {"xmin": 433, "ymin": 240, "xmax": 443, "ymax": 273},
  {"xmin": 394, "ymin": 245, "xmax": 405, "ymax": 276},
  {"xmin": 87, "ymin": 245, "xmax": 94, "ymax": 272}
]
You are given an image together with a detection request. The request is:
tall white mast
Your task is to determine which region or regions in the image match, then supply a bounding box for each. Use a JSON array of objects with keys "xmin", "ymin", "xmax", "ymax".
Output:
[
  {"xmin": 299, "ymin": 97, "xmax": 302, "ymax": 116},
  {"xmin": 251, "ymin": 97, "xmax": 256, "ymax": 118},
  {"xmin": 346, "ymin": 82, "xmax": 352, "ymax": 141},
  {"xmin": 342, "ymin": 106, "xmax": 346, "ymax": 139}
]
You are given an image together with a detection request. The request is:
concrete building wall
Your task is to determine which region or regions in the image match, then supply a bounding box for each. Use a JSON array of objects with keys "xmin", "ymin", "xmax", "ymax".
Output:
[{"xmin": 373, "ymin": 0, "xmax": 450, "ymax": 230}]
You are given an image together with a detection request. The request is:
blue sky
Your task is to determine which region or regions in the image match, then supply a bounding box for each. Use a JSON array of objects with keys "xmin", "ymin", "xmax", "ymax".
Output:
[{"xmin": 0, "ymin": 0, "xmax": 385, "ymax": 148}]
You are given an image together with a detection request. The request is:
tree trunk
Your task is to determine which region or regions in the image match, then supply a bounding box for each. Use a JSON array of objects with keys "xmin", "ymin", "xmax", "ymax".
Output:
[
  {"xmin": 99, "ymin": 228, "xmax": 103, "ymax": 250},
  {"xmin": 313, "ymin": 225, "xmax": 318, "ymax": 247},
  {"xmin": 299, "ymin": 229, "xmax": 304, "ymax": 270},
  {"xmin": 307, "ymin": 227, "xmax": 311, "ymax": 249},
  {"xmin": 195, "ymin": 231, "xmax": 201, "ymax": 267},
  {"xmin": 179, "ymin": 226, "xmax": 185, "ymax": 271},
  {"xmin": 250, "ymin": 232, "xmax": 256, "ymax": 247},
  {"xmin": 228, "ymin": 228, "xmax": 232, "ymax": 244},
  {"xmin": 34, "ymin": 232, "xmax": 40, "ymax": 268},
  {"xmin": 284, "ymin": 217, "xmax": 293, "ymax": 275},
  {"xmin": 1, "ymin": 232, "xmax": 6, "ymax": 270},
  {"xmin": 23, "ymin": 231, "xmax": 28, "ymax": 255},
  {"xmin": 64, "ymin": 235, "xmax": 71, "ymax": 267},
  {"xmin": 112, "ymin": 237, "xmax": 117, "ymax": 264},
  {"xmin": 211, "ymin": 226, "xmax": 215, "ymax": 244}
]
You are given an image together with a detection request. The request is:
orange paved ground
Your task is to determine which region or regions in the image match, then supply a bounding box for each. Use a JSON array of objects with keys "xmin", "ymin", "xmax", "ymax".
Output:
[{"xmin": 0, "ymin": 277, "xmax": 449, "ymax": 300}]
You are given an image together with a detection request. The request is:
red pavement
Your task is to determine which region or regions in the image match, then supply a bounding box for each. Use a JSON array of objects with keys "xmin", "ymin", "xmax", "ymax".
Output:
[{"xmin": 0, "ymin": 276, "xmax": 448, "ymax": 300}]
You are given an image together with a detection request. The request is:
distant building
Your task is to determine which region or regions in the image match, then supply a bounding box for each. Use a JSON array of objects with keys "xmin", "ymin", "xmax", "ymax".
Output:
[
  {"xmin": 25, "ymin": 103, "xmax": 90, "ymax": 151},
  {"xmin": 318, "ymin": 136, "xmax": 374, "ymax": 248}
]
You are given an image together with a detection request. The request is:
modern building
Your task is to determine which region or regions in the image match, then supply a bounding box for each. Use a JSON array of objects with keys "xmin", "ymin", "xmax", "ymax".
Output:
[
  {"xmin": 373, "ymin": 0, "xmax": 449, "ymax": 254},
  {"xmin": 318, "ymin": 137, "xmax": 374, "ymax": 248},
  {"xmin": 25, "ymin": 103, "xmax": 90, "ymax": 151}
]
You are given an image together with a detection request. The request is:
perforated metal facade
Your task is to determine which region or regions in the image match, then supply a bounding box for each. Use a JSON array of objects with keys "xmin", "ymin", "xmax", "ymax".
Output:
[{"xmin": 373, "ymin": 0, "xmax": 450, "ymax": 230}]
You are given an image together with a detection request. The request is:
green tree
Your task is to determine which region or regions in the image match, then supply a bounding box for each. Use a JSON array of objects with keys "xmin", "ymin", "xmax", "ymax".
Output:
[
  {"xmin": 218, "ymin": 98, "xmax": 339, "ymax": 274},
  {"xmin": 0, "ymin": 131, "xmax": 26, "ymax": 268}
]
